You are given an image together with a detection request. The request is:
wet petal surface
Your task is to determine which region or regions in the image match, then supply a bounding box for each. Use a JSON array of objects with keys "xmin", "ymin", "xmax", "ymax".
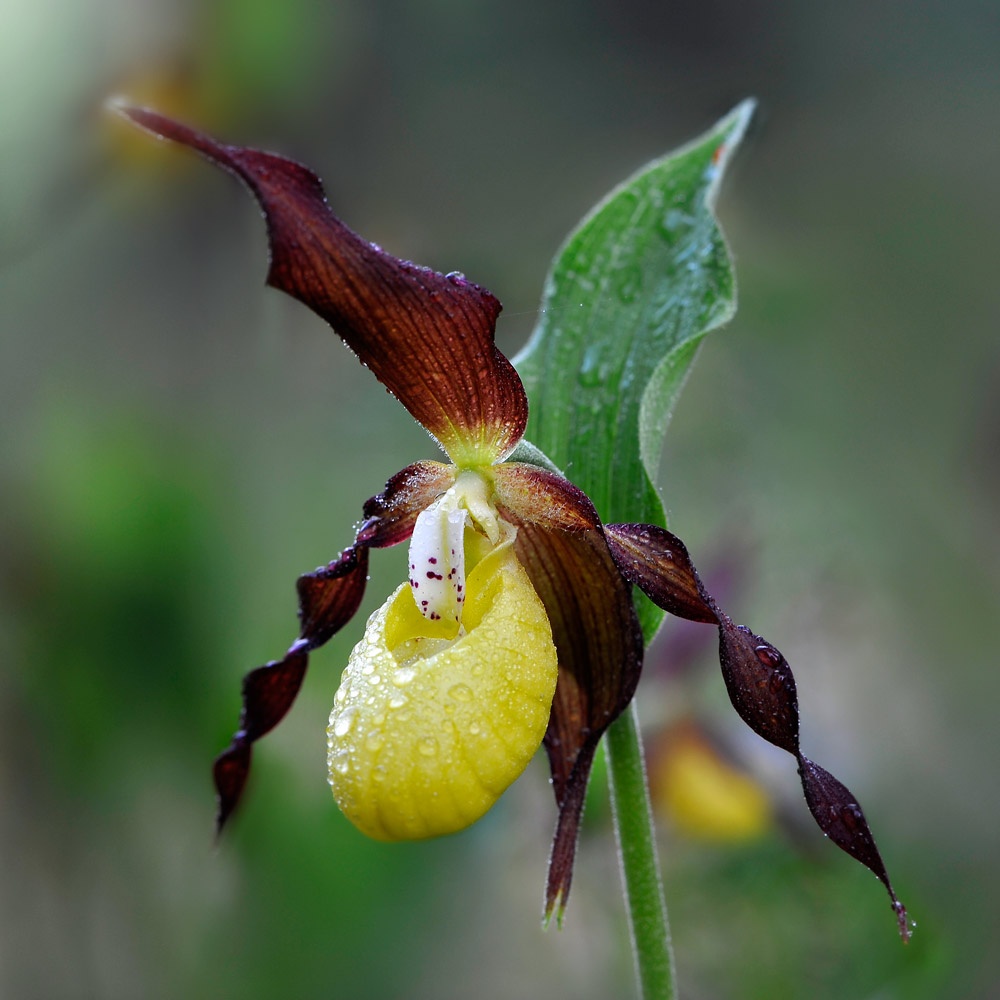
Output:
[
  {"xmin": 605, "ymin": 521, "xmax": 910, "ymax": 939},
  {"xmin": 328, "ymin": 542, "xmax": 557, "ymax": 840},
  {"xmin": 497, "ymin": 502, "xmax": 643, "ymax": 920},
  {"xmin": 213, "ymin": 463, "xmax": 453, "ymax": 833},
  {"xmin": 119, "ymin": 107, "xmax": 528, "ymax": 464}
]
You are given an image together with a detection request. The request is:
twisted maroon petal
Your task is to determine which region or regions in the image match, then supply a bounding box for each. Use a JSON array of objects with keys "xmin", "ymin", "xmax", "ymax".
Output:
[
  {"xmin": 357, "ymin": 461, "xmax": 454, "ymax": 548},
  {"xmin": 715, "ymin": 619, "xmax": 800, "ymax": 754},
  {"xmin": 117, "ymin": 107, "xmax": 528, "ymax": 463},
  {"xmin": 213, "ymin": 463, "xmax": 454, "ymax": 834},
  {"xmin": 492, "ymin": 462, "xmax": 600, "ymax": 532},
  {"xmin": 604, "ymin": 521, "xmax": 910, "ymax": 940},
  {"xmin": 600, "ymin": 521, "xmax": 715, "ymax": 623}
]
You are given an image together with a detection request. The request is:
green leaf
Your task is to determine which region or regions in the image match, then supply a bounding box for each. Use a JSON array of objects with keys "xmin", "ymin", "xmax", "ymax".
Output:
[{"xmin": 513, "ymin": 100, "xmax": 755, "ymax": 640}]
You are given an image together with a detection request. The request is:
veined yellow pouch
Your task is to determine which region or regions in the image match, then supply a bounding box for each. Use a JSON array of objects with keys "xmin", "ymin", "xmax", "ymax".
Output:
[{"xmin": 327, "ymin": 537, "xmax": 558, "ymax": 840}]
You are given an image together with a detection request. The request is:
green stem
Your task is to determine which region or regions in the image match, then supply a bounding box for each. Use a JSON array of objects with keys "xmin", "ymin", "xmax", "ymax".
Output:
[{"xmin": 605, "ymin": 700, "xmax": 676, "ymax": 1000}]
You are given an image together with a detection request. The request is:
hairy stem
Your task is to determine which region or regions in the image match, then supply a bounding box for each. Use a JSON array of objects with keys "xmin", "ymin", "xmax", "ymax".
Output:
[{"xmin": 605, "ymin": 701, "xmax": 676, "ymax": 1000}]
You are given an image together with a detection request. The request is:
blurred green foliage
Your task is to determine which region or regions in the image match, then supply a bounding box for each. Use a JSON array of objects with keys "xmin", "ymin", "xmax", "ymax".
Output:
[{"xmin": 2, "ymin": 0, "xmax": 998, "ymax": 997}]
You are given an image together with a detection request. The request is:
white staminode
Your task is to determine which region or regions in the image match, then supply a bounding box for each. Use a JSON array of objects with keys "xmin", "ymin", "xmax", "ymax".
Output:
[{"xmin": 407, "ymin": 470, "xmax": 499, "ymax": 626}]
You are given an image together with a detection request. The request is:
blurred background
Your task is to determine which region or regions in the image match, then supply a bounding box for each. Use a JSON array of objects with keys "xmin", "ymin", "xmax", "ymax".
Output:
[{"xmin": 2, "ymin": 0, "xmax": 998, "ymax": 997}]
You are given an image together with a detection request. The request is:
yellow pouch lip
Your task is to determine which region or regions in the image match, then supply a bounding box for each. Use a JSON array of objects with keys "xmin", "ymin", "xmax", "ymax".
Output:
[{"xmin": 327, "ymin": 528, "xmax": 557, "ymax": 842}]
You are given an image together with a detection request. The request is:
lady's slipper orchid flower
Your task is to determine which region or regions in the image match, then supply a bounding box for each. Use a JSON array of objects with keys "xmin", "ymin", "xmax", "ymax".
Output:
[{"xmin": 119, "ymin": 107, "xmax": 909, "ymax": 938}]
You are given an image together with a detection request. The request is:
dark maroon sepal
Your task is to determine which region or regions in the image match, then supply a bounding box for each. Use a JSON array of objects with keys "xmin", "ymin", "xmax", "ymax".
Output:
[
  {"xmin": 117, "ymin": 107, "xmax": 528, "ymax": 463},
  {"xmin": 604, "ymin": 520, "xmax": 910, "ymax": 939},
  {"xmin": 498, "ymin": 513, "xmax": 643, "ymax": 918},
  {"xmin": 543, "ymin": 745, "xmax": 596, "ymax": 925}
]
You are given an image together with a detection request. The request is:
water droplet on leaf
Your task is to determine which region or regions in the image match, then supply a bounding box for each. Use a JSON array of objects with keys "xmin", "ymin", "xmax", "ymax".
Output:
[
  {"xmin": 578, "ymin": 343, "xmax": 605, "ymax": 387},
  {"xmin": 614, "ymin": 264, "xmax": 642, "ymax": 304}
]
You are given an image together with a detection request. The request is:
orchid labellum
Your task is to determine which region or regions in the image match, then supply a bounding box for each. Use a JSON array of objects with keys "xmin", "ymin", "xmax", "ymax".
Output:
[{"xmin": 119, "ymin": 106, "xmax": 908, "ymax": 938}]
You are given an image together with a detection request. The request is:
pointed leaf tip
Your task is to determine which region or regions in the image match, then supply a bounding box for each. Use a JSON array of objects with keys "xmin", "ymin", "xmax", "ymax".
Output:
[{"xmin": 514, "ymin": 101, "xmax": 754, "ymax": 560}]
